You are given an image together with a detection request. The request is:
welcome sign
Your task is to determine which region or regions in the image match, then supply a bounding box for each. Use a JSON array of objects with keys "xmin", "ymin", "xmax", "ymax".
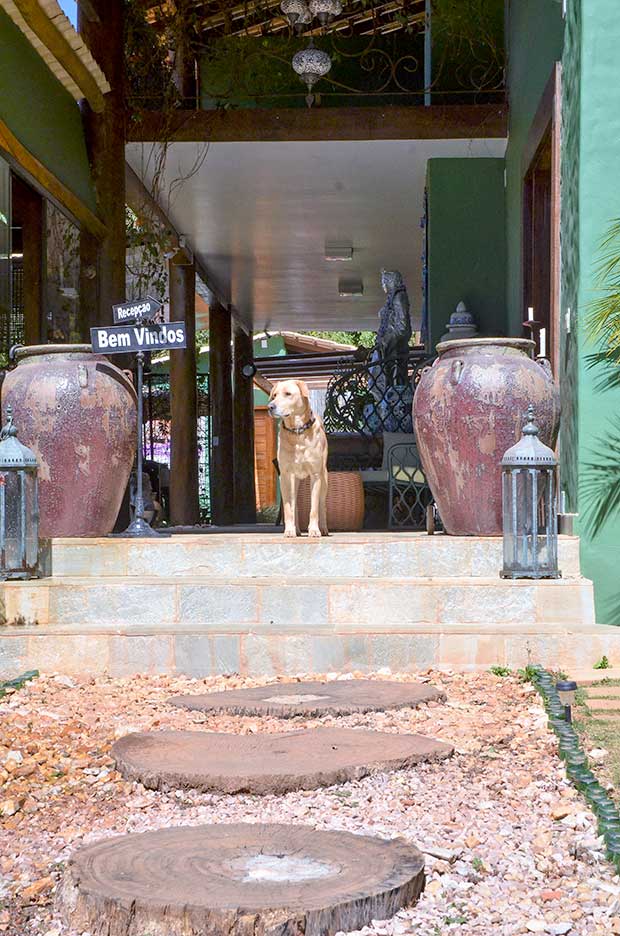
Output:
[
  {"xmin": 90, "ymin": 322, "xmax": 187, "ymax": 354},
  {"xmin": 112, "ymin": 296, "xmax": 162, "ymax": 325}
]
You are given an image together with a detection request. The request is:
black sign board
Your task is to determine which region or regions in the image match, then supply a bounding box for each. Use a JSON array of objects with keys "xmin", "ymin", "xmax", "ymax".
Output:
[
  {"xmin": 112, "ymin": 296, "xmax": 162, "ymax": 325},
  {"xmin": 90, "ymin": 322, "xmax": 187, "ymax": 355}
]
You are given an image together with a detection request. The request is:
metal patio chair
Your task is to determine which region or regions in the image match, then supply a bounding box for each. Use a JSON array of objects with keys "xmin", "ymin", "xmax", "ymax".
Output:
[{"xmin": 387, "ymin": 441, "xmax": 435, "ymax": 530}]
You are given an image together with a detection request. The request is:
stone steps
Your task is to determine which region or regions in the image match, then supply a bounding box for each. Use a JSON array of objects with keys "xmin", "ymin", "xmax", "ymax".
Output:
[
  {"xmin": 0, "ymin": 532, "xmax": 607, "ymax": 678},
  {"xmin": 46, "ymin": 533, "xmax": 582, "ymax": 580},
  {"xmin": 3, "ymin": 622, "xmax": 620, "ymax": 679},
  {"xmin": 0, "ymin": 575, "xmax": 595, "ymax": 630}
]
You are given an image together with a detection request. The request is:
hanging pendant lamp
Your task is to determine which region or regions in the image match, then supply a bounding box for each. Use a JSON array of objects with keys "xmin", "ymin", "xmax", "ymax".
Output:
[{"xmin": 292, "ymin": 39, "xmax": 332, "ymax": 106}]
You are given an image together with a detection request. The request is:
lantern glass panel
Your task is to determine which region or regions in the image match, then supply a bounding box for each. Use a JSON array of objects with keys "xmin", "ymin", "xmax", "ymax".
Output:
[
  {"xmin": 24, "ymin": 470, "xmax": 38, "ymax": 567},
  {"xmin": 0, "ymin": 469, "xmax": 38, "ymax": 576},
  {"xmin": 502, "ymin": 466, "xmax": 558, "ymax": 578}
]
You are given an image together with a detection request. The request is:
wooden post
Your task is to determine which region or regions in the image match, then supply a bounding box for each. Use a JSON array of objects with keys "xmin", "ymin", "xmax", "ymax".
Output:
[
  {"xmin": 11, "ymin": 174, "xmax": 43, "ymax": 345},
  {"xmin": 78, "ymin": 0, "xmax": 125, "ymax": 334},
  {"xmin": 233, "ymin": 322, "xmax": 256, "ymax": 524},
  {"xmin": 169, "ymin": 253, "xmax": 199, "ymax": 526},
  {"xmin": 209, "ymin": 302, "xmax": 234, "ymax": 525},
  {"xmin": 172, "ymin": 0, "xmax": 198, "ymax": 107}
]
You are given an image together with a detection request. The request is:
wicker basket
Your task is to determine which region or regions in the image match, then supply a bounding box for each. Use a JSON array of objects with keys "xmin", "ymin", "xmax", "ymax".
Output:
[{"xmin": 297, "ymin": 471, "xmax": 365, "ymax": 532}]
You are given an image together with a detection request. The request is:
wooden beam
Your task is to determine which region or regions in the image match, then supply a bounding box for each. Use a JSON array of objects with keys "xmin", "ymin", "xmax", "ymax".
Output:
[
  {"xmin": 209, "ymin": 302, "xmax": 234, "ymax": 525},
  {"xmin": 253, "ymin": 372, "xmax": 274, "ymax": 395},
  {"xmin": 0, "ymin": 117, "xmax": 106, "ymax": 238},
  {"xmin": 233, "ymin": 323, "xmax": 256, "ymax": 524},
  {"xmin": 78, "ymin": 0, "xmax": 101, "ymax": 23},
  {"xmin": 79, "ymin": 0, "xmax": 125, "ymax": 333},
  {"xmin": 169, "ymin": 252, "xmax": 200, "ymax": 525},
  {"xmin": 12, "ymin": 174, "xmax": 44, "ymax": 344},
  {"xmin": 125, "ymin": 162, "xmax": 229, "ymax": 307},
  {"xmin": 11, "ymin": 0, "xmax": 106, "ymax": 112},
  {"xmin": 129, "ymin": 104, "xmax": 508, "ymax": 144}
]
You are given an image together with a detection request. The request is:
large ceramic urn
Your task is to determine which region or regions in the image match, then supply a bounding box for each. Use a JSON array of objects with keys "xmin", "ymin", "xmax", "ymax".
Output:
[
  {"xmin": 412, "ymin": 338, "xmax": 560, "ymax": 536},
  {"xmin": 1, "ymin": 345, "xmax": 137, "ymax": 537}
]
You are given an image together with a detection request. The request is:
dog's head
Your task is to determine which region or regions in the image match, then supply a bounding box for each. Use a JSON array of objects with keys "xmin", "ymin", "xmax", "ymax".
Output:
[{"xmin": 267, "ymin": 379, "xmax": 311, "ymax": 420}]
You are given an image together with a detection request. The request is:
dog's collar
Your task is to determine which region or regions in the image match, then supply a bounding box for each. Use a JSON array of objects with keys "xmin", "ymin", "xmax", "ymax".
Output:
[{"xmin": 281, "ymin": 414, "xmax": 316, "ymax": 434}]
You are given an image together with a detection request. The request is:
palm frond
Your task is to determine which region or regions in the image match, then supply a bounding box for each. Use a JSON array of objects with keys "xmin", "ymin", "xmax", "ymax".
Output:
[
  {"xmin": 586, "ymin": 220, "xmax": 620, "ymax": 348},
  {"xmin": 581, "ymin": 420, "xmax": 620, "ymax": 537},
  {"xmin": 584, "ymin": 352, "xmax": 620, "ymax": 392}
]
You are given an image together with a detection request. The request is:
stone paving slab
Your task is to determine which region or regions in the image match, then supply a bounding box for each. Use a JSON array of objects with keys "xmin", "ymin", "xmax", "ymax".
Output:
[
  {"xmin": 169, "ymin": 678, "xmax": 445, "ymax": 717},
  {"xmin": 111, "ymin": 727, "xmax": 453, "ymax": 794},
  {"xmin": 58, "ymin": 823, "xmax": 425, "ymax": 936}
]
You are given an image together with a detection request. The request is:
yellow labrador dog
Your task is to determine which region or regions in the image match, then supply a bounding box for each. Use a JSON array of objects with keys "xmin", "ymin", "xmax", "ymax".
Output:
[{"xmin": 268, "ymin": 379, "xmax": 328, "ymax": 538}]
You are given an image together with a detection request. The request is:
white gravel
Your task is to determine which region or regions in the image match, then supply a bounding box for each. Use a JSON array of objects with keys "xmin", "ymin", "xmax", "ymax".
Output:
[{"xmin": 0, "ymin": 669, "xmax": 618, "ymax": 936}]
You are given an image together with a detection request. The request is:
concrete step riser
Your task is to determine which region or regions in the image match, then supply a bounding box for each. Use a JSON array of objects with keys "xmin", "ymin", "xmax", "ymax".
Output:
[
  {"xmin": 3, "ymin": 627, "xmax": 620, "ymax": 679},
  {"xmin": 1, "ymin": 579, "xmax": 595, "ymax": 630},
  {"xmin": 47, "ymin": 536, "xmax": 582, "ymax": 580}
]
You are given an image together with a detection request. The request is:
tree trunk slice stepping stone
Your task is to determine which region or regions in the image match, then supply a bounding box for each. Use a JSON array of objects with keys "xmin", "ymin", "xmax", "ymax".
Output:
[
  {"xmin": 58, "ymin": 823, "xmax": 425, "ymax": 936},
  {"xmin": 111, "ymin": 727, "xmax": 453, "ymax": 794},
  {"xmin": 169, "ymin": 679, "xmax": 445, "ymax": 718}
]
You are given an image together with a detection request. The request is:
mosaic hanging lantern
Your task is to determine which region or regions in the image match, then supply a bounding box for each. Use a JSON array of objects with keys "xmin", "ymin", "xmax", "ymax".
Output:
[
  {"xmin": 281, "ymin": 0, "xmax": 311, "ymax": 29},
  {"xmin": 292, "ymin": 40, "xmax": 332, "ymax": 106},
  {"xmin": 309, "ymin": 0, "xmax": 342, "ymax": 24}
]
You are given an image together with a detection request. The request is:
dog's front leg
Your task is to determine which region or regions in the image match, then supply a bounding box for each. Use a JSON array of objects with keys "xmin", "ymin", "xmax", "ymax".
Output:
[
  {"xmin": 281, "ymin": 473, "xmax": 299, "ymax": 538},
  {"xmin": 308, "ymin": 473, "xmax": 323, "ymax": 538},
  {"xmin": 319, "ymin": 471, "xmax": 329, "ymax": 537}
]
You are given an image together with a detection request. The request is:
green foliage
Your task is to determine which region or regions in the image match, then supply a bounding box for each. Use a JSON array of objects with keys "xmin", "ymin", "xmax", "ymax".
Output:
[
  {"xmin": 306, "ymin": 330, "xmax": 375, "ymax": 348},
  {"xmin": 594, "ymin": 655, "xmax": 612, "ymax": 670},
  {"xmin": 587, "ymin": 219, "xmax": 620, "ymax": 362},
  {"xmin": 471, "ymin": 856, "xmax": 485, "ymax": 872},
  {"xmin": 582, "ymin": 221, "xmax": 620, "ymax": 537},
  {"xmin": 0, "ymin": 669, "xmax": 39, "ymax": 698},
  {"xmin": 489, "ymin": 664, "xmax": 511, "ymax": 677},
  {"xmin": 125, "ymin": 206, "xmax": 169, "ymax": 303},
  {"xmin": 517, "ymin": 664, "xmax": 542, "ymax": 683},
  {"xmin": 581, "ymin": 421, "xmax": 620, "ymax": 538}
]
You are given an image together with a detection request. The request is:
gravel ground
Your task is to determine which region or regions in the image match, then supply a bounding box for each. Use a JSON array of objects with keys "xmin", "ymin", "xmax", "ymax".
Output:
[{"xmin": 1, "ymin": 669, "xmax": 619, "ymax": 936}]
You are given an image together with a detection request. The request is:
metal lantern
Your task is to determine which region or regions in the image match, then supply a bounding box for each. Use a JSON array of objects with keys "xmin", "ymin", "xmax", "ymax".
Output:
[
  {"xmin": 501, "ymin": 405, "xmax": 560, "ymax": 580},
  {"xmin": 0, "ymin": 406, "xmax": 40, "ymax": 580},
  {"xmin": 281, "ymin": 0, "xmax": 311, "ymax": 29},
  {"xmin": 309, "ymin": 0, "xmax": 342, "ymax": 24},
  {"xmin": 292, "ymin": 40, "xmax": 332, "ymax": 106},
  {"xmin": 556, "ymin": 680, "xmax": 578, "ymax": 722}
]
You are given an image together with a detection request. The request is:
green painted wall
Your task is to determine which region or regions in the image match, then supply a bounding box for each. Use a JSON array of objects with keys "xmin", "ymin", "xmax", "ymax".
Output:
[
  {"xmin": 504, "ymin": 0, "xmax": 564, "ymax": 336},
  {"xmin": 0, "ymin": 9, "xmax": 96, "ymax": 214},
  {"xmin": 572, "ymin": 0, "xmax": 620, "ymax": 625},
  {"xmin": 426, "ymin": 157, "xmax": 507, "ymax": 351},
  {"xmin": 559, "ymin": 0, "xmax": 581, "ymax": 515}
]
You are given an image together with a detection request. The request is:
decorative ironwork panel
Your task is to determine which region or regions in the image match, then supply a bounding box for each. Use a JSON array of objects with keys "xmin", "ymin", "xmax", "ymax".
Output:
[
  {"xmin": 324, "ymin": 351, "xmax": 432, "ymax": 436},
  {"xmin": 387, "ymin": 441, "xmax": 433, "ymax": 529}
]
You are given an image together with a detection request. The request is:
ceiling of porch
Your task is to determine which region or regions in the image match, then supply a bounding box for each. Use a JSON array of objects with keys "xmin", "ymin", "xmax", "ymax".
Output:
[{"xmin": 125, "ymin": 137, "xmax": 506, "ymax": 333}]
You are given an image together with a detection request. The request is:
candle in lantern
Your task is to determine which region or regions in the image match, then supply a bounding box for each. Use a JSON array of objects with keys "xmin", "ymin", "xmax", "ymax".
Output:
[
  {"xmin": 539, "ymin": 327, "xmax": 546, "ymax": 358},
  {"xmin": 527, "ymin": 306, "xmax": 534, "ymax": 321}
]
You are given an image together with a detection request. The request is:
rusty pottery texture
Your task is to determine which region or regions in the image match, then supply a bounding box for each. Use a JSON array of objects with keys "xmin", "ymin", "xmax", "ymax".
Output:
[
  {"xmin": 1, "ymin": 345, "xmax": 137, "ymax": 537},
  {"xmin": 412, "ymin": 338, "xmax": 559, "ymax": 536}
]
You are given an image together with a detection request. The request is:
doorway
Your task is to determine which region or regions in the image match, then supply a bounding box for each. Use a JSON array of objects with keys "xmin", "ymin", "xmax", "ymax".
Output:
[{"xmin": 521, "ymin": 63, "xmax": 561, "ymax": 374}]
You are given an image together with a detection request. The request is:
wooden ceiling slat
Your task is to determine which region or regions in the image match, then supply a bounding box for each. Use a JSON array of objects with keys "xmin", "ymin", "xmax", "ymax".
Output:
[{"xmin": 146, "ymin": 0, "xmax": 425, "ymax": 37}]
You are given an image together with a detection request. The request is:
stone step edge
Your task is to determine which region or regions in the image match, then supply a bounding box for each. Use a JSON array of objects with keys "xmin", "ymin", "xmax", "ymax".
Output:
[
  {"xmin": 0, "ymin": 621, "xmax": 610, "ymax": 637},
  {"xmin": 48, "ymin": 534, "xmax": 582, "ymax": 544},
  {"xmin": 2, "ymin": 575, "xmax": 590, "ymax": 587}
]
